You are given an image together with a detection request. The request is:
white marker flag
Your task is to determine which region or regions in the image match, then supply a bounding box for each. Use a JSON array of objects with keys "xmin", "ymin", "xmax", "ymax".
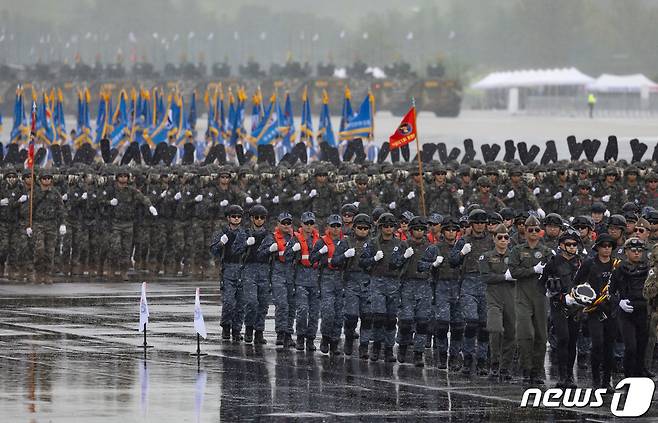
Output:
[
  {"xmin": 194, "ymin": 288, "xmax": 207, "ymax": 339},
  {"xmin": 139, "ymin": 282, "xmax": 149, "ymax": 331}
]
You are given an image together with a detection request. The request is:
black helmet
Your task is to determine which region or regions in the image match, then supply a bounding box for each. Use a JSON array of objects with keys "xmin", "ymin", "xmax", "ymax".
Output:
[
  {"xmin": 487, "ymin": 211, "xmax": 503, "ymax": 224},
  {"xmin": 646, "ymin": 209, "xmax": 658, "ymax": 224},
  {"xmin": 544, "ymin": 213, "xmax": 563, "ymax": 227},
  {"xmin": 623, "ymin": 211, "xmax": 638, "ymax": 223},
  {"xmin": 249, "ymin": 204, "xmax": 268, "ymax": 217},
  {"xmin": 572, "ymin": 215, "xmax": 594, "ymax": 230},
  {"xmin": 442, "ymin": 217, "xmax": 460, "ymax": 231},
  {"xmin": 558, "ymin": 228, "xmax": 581, "ymax": 245},
  {"xmin": 499, "ymin": 207, "xmax": 515, "ymax": 221},
  {"xmin": 468, "ymin": 208, "xmax": 488, "ymax": 224},
  {"xmin": 353, "ymin": 213, "xmax": 372, "ymax": 228},
  {"xmin": 408, "ymin": 216, "xmax": 427, "ymax": 230},
  {"xmin": 226, "ymin": 204, "xmax": 244, "ymax": 217},
  {"xmin": 607, "ymin": 214, "xmax": 627, "ymax": 228},
  {"xmin": 622, "ymin": 202, "xmax": 641, "ymax": 214},
  {"xmin": 378, "ymin": 212, "xmax": 397, "ymax": 226},
  {"xmin": 593, "ymin": 234, "xmax": 615, "ymax": 250},
  {"xmin": 372, "ymin": 207, "xmax": 386, "ymax": 222},
  {"xmin": 340, "ymin": 203, "xmax": 358, "ymax": 216},
  {"xmin": 591, "ymin": 202, "xmax": 606, "ymax": 214}
]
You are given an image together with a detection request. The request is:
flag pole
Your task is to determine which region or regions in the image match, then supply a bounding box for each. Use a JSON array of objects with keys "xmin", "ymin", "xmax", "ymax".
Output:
[
  {"xmin": 412, "ymin": 97, "xmax": 426, "ymax": 217},
  {"xmin": 28, "ymin": 158, "xmax": 34, "ymax": 228}
]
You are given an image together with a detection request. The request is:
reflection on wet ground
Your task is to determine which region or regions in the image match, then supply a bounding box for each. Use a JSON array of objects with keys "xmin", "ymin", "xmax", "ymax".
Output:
[{"xmin": 0, "ymin": 280, "xmax": 655, "ymax": 421}]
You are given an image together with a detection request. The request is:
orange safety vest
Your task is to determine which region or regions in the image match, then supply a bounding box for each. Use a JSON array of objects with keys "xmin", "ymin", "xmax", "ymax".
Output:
[
  {"xmin": 273, "ymin": 228, "xmax": 288, "ymax": 263},
  {"xmin": 427, "ymin": 231, "xmax": 439, "ymax": 245},
  {"xmin": 395, "ymin": 229, "xmax": 408, "ymax": 241},
  {"xmin": 321, "ymin": 231, "xmax": 344, "ymax": 270},
  {"xmin": 295, "ymin": 228, "xmax": 320, "ymax": 268}
]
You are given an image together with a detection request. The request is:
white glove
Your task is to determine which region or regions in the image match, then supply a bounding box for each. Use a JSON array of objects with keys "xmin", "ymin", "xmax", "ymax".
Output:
[
  {"xmin": 256, "ymin": 196, "xmax": 261, "ymax": 204},
  {"xmin": 460, "ymin": 243, "xmax": 472, "ymax": 255},
  {"xmin": 0, "ymin": 198, "xmax": 8, "ymax": 206},
  {"xmin": 619, "ymin": 299, "xmax": 634, "ymax": 313},
  {"xmin": 245, "ymin": 196, "xmax": 253, "ymax": 204},
  {"xmin": 194, "ymin": 194, "xmax": 203, "ymax": 202},
  {"xmin": 26, "ymin": 227, "xmax": 32, "ymax": 237},
  {"xmin": 160, "ymin": 190, "xmax": 167, "ymax": 198},
  {"xmin": 432, "ymin": 255, "xmax": 444, "ymax": 267},
  {"xmin": 553, "ymin": 192, "xmax": 562, "ymax": 200},
  {"xmin": 407, "ymin": 191, "xmax": 415, "ymax": 200},
  {"xmin": 569, "ymin": 216, "xmax": 574, "ymax": 222},
  {"xmin": 81, "ymin": 192, "xmax": 88, "ymax": 200},
  {"xmin": 292, "ymin": 243, "xmax": 301, "ymax": 252},
  {"xmin": 246, "ymin": 236, "xmax": 255, "ymax": 246},
  {"xmin": 62, "ymin": 193, "xmax": 68, "ymax": 201},
  {"xmin": 110, "ymin": 198, "xmax": 118, "ymax": 206},
  {"xmin": 374, "ymin": 250, "xmax": 384, "ymax": 262},
  {"xmin": 533, "ymin": 187, "xmax": 540, "ymax": 195},
  {"xmin": 582, "ymin": 248, "xmax": 588, "ymax": 256},
  {"xmin": 174, "ymin": 192, "xmax": 182, "ymax": 200},
  {"xmin": 504, "ymin": 269, "xmax": 515, "ymax": 281},
  {"xmin": 506, "ymin": 190, "xmax": 515, "ymax": 199},
  {"xmin": 59, "ymin": 224, "xmax": 66, "ymax": 235},
  {"xmin": 388, "ymin": 201, "xmax": 396, "ymax": 210},
  {"xmin": 269, "ymin": 242, "xmax": 278, "ymax": 252},
  {"xmin": 18, "ymin": 194, "xmax": 28, "ymax": 203},
  {"xmin": 459, "ymin": 206, "xmax": 465, "ymax": 215},
  {"xmin": 533, "ymin": 262, "xmax": 546, "ymax": 274},
  {"xmin": 293, "ymin": 193, "xmax": 301, "ymax": 201},
  {"xmin": 319, "ymin": 245, "xmax": 328, "ymax": 254},
  {"xmin": 565, "ymin": 294, "xmax": 578, "ymax": 306},
  {"xmin": 604, "ymin": 210, "xmax": 610, "ymax": 218},
  {"xmin": 344, "ymin": 248, "xmax": 356, "ymax": 258},
  {"xmin": 536, "ymin": 208, "xmax": 545, "ymax": 219},
  {"xmin": 309, "ymin": 189, "xmax": 317, "ymax": 198},
  {"xmin": 220, "ymin": 234, "xmax": 229, "ymax": 245},
  {"xmin": 149, "ymin": 206, "xmax": 158, "ymax": 216},
  {"xmin": 457, "ymin": 189, "xmax": 464, "ymax": 196},
  {"xmin": 601, "ymin": 194, "xmax": 611, "ymax": 203},
  {"xmin": 220, "ymin": 199, "xmax": 229, "ymax": 207},
  {"xmin": 272, "ymin": 195, "xmax": 279, "ymax": 204},
  {"xmin": 352, "ymin": 201, "xmax": 360, "ymax": 208},
  {"xmin": 403, "ymin": 247, "xmax": 414, "ymax": 258}
]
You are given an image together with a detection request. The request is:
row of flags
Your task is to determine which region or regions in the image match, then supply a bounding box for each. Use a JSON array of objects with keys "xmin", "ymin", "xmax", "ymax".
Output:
[
  {"xmin": 8, "ymin": 84, "xmax": 376, "ymax": 161},
  {"xmin": 139, "ymin": 282, "xmax": 207, "ymax": 339}
]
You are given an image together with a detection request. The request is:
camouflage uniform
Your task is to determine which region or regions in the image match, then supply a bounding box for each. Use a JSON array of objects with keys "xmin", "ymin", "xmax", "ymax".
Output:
[{"xmin": 32, "ymin": 184, "xmax": 65, "ymax": 281}]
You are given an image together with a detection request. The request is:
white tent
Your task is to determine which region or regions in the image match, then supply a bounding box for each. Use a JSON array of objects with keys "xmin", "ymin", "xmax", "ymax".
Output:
[
  {"xmin": 587, "ymin": 74, "xmax": 658, "ymax": 93},
  {"xmin": 471, "ymin": 67, "xmax": 594, "ymax": 90}
]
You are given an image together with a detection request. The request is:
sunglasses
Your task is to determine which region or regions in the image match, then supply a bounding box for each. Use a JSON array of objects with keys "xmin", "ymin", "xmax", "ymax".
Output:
[
  {"xmin": 280, "ymin": 221, "xmax": 292, "ymax": 226},
  {"xmin": 357, "ymin": 182, "xmax": 368, "ymax": 186},
  {"xmin": 329, "ymin": 223, "xmax": 342, "ymax": 228},
  {"xmin": 429, "ymin": 222, "xmax": 440, "ymax": 226},
  {"xmin": 649, "ymin": 180, "xmax": 658, "ymax": 183},
  {"xmin": 435, "ymin": 172, "xmax": 447, "ymax": 176},
  {"xmin": 381, "ymin": 224, "xmax": 395, "ymax": 229},
  {"xmin": 253, "ymin": 216, "xmax": 266, "ymax": 221},
  {"xmin": 355, "ymin": 226, "xmax": 370, "ymax": 231},
  {"xmin": 564, "ymin": 242, "xmax": 578, "ymax": 247},
  {"xmin": 629, "ymin": 247, "xmax": 644, "ymax": 253},
  {"xmin": 219, "ymin": 175, "xmax": 231, "ymax": 179},
  {"xmin": 526, "ymin": 227, "xmax": 541, "ymax": 233},
  {"xmin": 229, "ymin": 215, "xmax": 242, "ymax": 219},
  {"xmin": 303, "ymin": 221, "xmax": 315, "ymax": 226},
  {"xmin": 412, "ymin": 227, "xmax": 427, "ymax": 231},
  {"xmin": 496, "ymin": 235, "xmax": 510, "ymax": 240},
  {"xmin": 6, "ymin": 175, "xmax": 17, "ymax": 178},
  {"xmin": 40, "ymin": 176, "xmax": 53, "ymax": 180},
  {"xmin": 598, "ymin": 243, "xmax": 613, "ymax": 248},
  {"xmin": 575, "ymin": 226, "xmax": 589, "ymax": 230},
  {"xmin": 635, "ymin": 228, "xmax": 647, "ymax": 233}
]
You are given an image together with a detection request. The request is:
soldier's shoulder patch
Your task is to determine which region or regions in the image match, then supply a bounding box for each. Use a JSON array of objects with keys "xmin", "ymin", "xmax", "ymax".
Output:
[
  {"xmin": 479, "ymin": 254, "xmax": 485, "ymax": 261},
  {"xmin": 534, "ymin": 251, "xmax": 543, "ymax": 259},
  {"xmin": 393, "ymin": 246, "xmax": 399, "ymax": 252},
  {"xmin": 649, "ymin": 269, "xmax": 655, "ymax": 277}
]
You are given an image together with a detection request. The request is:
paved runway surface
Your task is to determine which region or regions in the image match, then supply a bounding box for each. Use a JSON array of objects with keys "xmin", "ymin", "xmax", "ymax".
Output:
[{"xmin": 0, "ymin": 279, "xmax": 656, "ymax": 422}]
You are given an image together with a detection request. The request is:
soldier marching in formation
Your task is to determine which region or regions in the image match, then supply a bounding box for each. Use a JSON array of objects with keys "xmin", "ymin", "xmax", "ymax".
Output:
[{"xmin": 3, "ymin": 155, "xmax": 658, "ymax": 388}]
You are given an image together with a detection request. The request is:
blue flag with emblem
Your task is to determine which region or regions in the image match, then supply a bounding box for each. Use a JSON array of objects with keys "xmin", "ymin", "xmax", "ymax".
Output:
[
  {"xmin": 109, "ymin": 90, "xmax": 129, "ymax": 147},
  {"xmin": 339, "ymin": 92, "xmax": 373, "ymax": 141},
  {"xmin": 10, "ymin": 86, "xmax": 26, "ymax": 142},
  {"xmin": 339, "ymin": 86, "xmax": 354, "ymax": 135},
  {"xmin": 317, "ymin": 89, "xmax": 336, "ymax": 147}
]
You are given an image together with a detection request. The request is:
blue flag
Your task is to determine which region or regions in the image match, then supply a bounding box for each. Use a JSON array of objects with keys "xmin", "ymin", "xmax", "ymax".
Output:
[
  {"xmin": 317, "ymin": 89, "xmax": 336, "ymax": 147},
  {"xmin": 339, "ymin": 92, "xmax": 374, "ymax": 141},
  {"xmin": 10, "ymin": 86, "xmax": 26, "ymax": 142}
]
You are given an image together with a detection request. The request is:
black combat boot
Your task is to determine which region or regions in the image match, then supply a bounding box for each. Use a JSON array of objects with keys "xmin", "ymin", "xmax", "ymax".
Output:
[
  {"xmin": 448, "ymin": 354, "xmax": 462, "ymax": 372},
  {"xmin": 306, "ymin": 337, "xmax": 316, "ymax": 352},
  {"xmin": 384, "ymin": 347, "xmax": 396, "ymax": 363},
  {"xmin": 476, "ymin": 358, "xmax": 489, "ymax": 376},
  {"xmin": 244, "ymin": 326, "xmax": 254, "ymax": 343},
  {"xmin": 329, "ymin": 340, "xmax": 342, "ymax": 356},
  {"xmin": 370, "ymin": 342, "xmax": 382, "ymax": 361},
  {"xmin": 414, "ymin": 352, "xmax": 424, "ymax": 368},
  {"xmin": 232, "ymin": 327, "xmax": 242, "ymax": 342},
  {"xmin": 437, "ymin": 352, "xmax": 447, "ymax": 370},
  {"xmin": 296, "ymin": 335, "xmax": 305, "ymax": 351},
  {"xmin": 425, "ymin": 337, "xmax": 432, "ymax": 349},
  {"xmin": 254, "ymin": 330, "xmax": 267, "ymax": 345},
  {"xmin": 276, "ymin": 332, "xmax": 285, "ymax": 346},
  {"xmin": 462, "ymin": 355, "xmax": 473, "ymax": 375},
  {"xmin": 359, "ymin": 343, "xmax": 369, "ymax": 360},
  {"xmin": 221, "ymin": 325, "xmax": 231, "ymax": 340},
  {"xmin": 284, "ymin": 333, "xmax": 294, "ymax": 348},
  {"xmin": 343, "ymin": 336, "xmax": 354, "ymax": 356},
  {"xmin": 397, "ymin": 345, "xmax": 408, "ymax": 364},
  {"xmin": 320, "ymin": 336, "xmax": 330, "ymax": 354}
]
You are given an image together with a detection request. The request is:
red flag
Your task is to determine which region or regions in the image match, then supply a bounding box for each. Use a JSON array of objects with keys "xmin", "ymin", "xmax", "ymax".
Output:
[{"xmin": 389, "ymin": 107, "xmax": 416, "ymax": 150}]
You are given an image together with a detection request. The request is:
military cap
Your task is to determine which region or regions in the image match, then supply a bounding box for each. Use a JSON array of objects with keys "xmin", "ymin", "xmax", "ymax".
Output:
[
  {"xmin": 278, "ymin": 212, "xmax": 293, "ymax": 223},
  {"xmin": 301, "ymin": 211, "xmax": 316, "ymax": 223},
  {"xmin": 353, "ymin": 213, "xmax": 372, "ymax": 228},
  {"xmin": 408, "ymin": 216, "xmax": 427, "ymax": 230},
  {"xmin": 625, "ymin": 165, "xmax": 639, "ymax": 175},
  {"xmin": 378, "ymin": 213, "xmax": 397, "ymax": 226},
  {"xmin": 624, "ymin": 237, "xmax": 646, "ymax": 250},
  {"xmin": 249, "ymin": 204, "xmax": 268, "ymax": 217},
  {"xmin": 39, "ymin": 169, "xmax": 54, "ymax": 178},
  {"xmin": 544, "ymin": 213, "xmax": 563, "ymax": 226},
  {"xmin": 508, "ymin": 167, "xmax": 523, "ymax": 176},
  {"xmin": 442, "ymin": 217, "xmax": 460, "ymax": 230},
  {"xmin": 593, "ymin": 234, "xmax": 615, "ymax": 250},
  {"xmin": 635, "ymin": 217, "xmax": 650, "ymax": 229},
  {"xmin": 355, "ymin": 173, "xmax": 369, "ymax": 183},
  {"xmin": 340, "ymin": 203, "xmax": 358, "ymax": 216},
  {"xmin": 476, "ymin": 176, "xmax": 491, "ymax": 187},
  {"xmin": 457, "ymin": 165, "xmax": 471, "ymax": 176},
  {"xmin": 524, "ymin": 215, "xmax": 541, "ymax": 227},
  {"xmin": 577, "ymin": 179, "xmax": 592, "ymax": 188},
  {"xmin": 604, "ymin": 166, "xmax": 618, "ymax": 176},
  {"xmin": 500, "ymin": 208, "xmax": 516, "ymax": 221},
  {"xmin": 226, "ymin": 205, "xmax": 244, "ymax": 217},
  {"xmin": 607, "ymin": 214, "xmax": 626, "ymax": 228},
  {"xmin": 372, "ymin": 207, "xmax": 386, "ymax": 222},
  {"xmin": 514, "ymin": 211, "xmax": 530, "ymax": 223},
  {"xmin": 591, "ymin": 202, "xmax": 606, "ymax": 213},
  {"xmin": 572, "ymin": 215, "xmax": 594, "ymax": 229},
  {"xmin": 432, "ymin": 165, "xmax": 447, "ymax": 175},
  {"xmin": 623, "ymin": 211, "xmax": 638, "ymax": 223},
  {"xmin": 468, "ymin": 208, "xmax": 488, "ymax": 224},
  {"xmin": 428, "ymin": 213, "xmax": 444, "ymax": 225},
  {"xmin": 622, "ymin": 202, "xmax": 641, "ymax": 214},
  {"xmin": 400, "ymin": 211, "xmax": 414, "ymax": 223},
  {"xmin": 646, "ymin": 172, "xmax": 658, "ymax": 182},
  {"xmin": 493, "ymin": 223, "xmax": 508, "ymax": 234}
]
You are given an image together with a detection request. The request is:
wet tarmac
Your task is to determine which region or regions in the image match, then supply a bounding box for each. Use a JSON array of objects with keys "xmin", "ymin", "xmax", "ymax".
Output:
[{"xmin": 0, "ymin": 279, "xmax": 656, "ymax": 422}]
